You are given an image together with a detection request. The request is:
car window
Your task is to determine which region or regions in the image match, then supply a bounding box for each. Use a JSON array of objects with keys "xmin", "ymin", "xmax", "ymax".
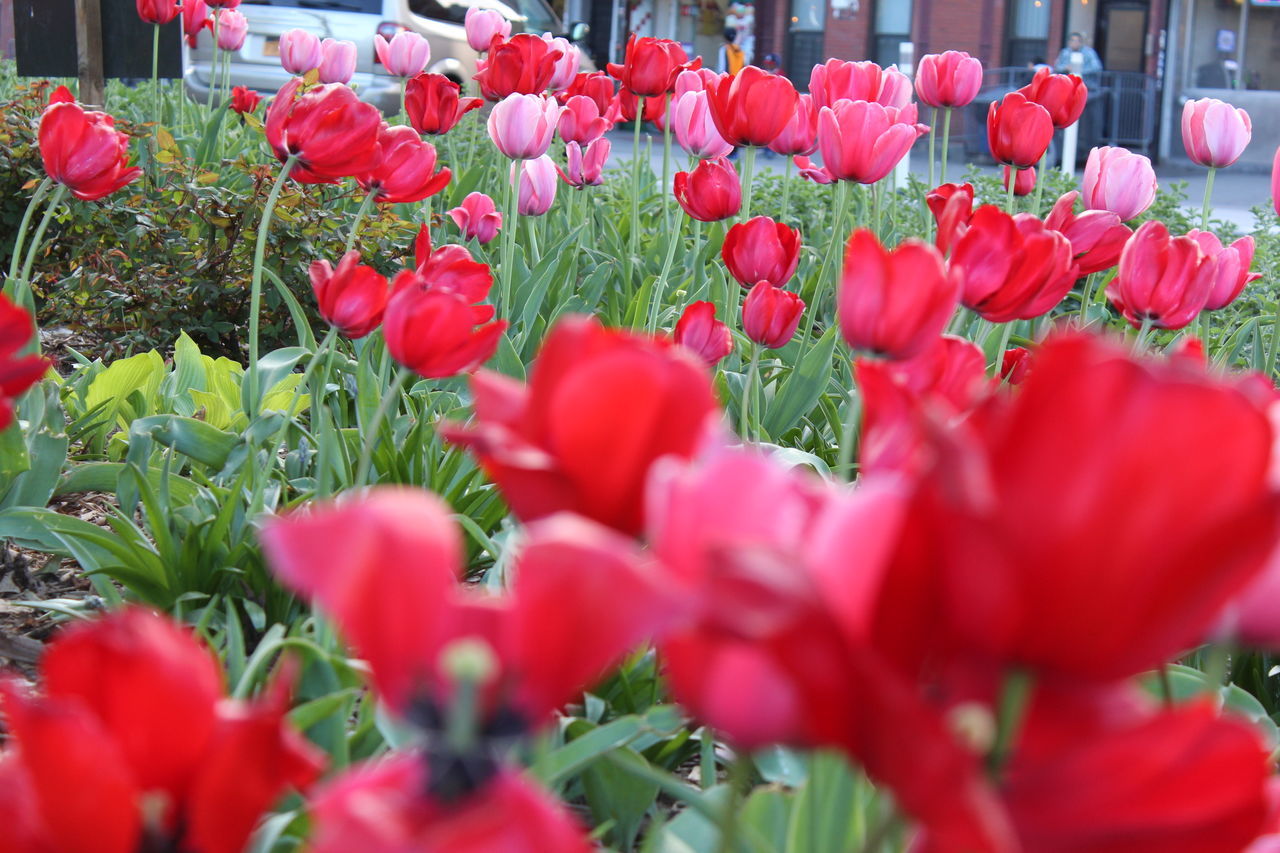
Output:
[
  {"xmin": 408, "ymin": 0, "xmax": 467, "ymax": 24},
  {"xmin": 409, "ymin": 0, "xmax": 561, "ymax": 34},
  {"xmin": 248, "ymin": 0, "xmax": 384, "ymax": 13}
]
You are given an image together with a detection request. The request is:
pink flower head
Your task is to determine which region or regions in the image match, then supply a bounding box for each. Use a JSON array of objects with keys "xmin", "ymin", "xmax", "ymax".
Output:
[
  {"xmin": 809, "ymin": 59, "xmax": 911, "ymax": 109},
  {"xmin": 1044, "ymin": 191, "xmax": 1133, "ymax": 276},
  {"xmin": 818, "ymin": 100, "xmax": 928, "ymax": 184},
  {"xmin": 214, "ymin": 9, "xmax": 246, "ymax": 50},
  {"xmin": 558, "ymin": 139, "xmax": 610, "ymax": 188},
  {"xmin": 465, "ymin": 6, "xmax": 511, "ymax": 52},
  {"xmin": 671, "ymin": 89, "xmax": 733, "ymax": 160},
  {"xmin": 1082, "ymin": 146, "xmax": 1157, "ymax": 221},
  {"xmin": 375, "ymin": 30, "xmax": 431, "ymax": 78},
  {"xmin": 512, "ymin": 154, "xmax": 558, "ymax": 215},
  {"xmin": 488, "ymin": 93, "xmax": 560, "ymax": 160},
  {"xmin": 1182, "ymin": 98, "xmax": 1252, "ymax": 169},
  {"xmin": 318, "ymin": 38, "xmax": 357, "ymax": 85},
  {"xmin": 279, "ymin": 28, "xmax": 322, "ymax": 75},
  {"xmin": 768, "ymin": 93, "xmax": 819, "ymax": 157},
  {"xmin": 542, "ymin": 35, "xmax": 582, "ymax": 92},
  {"xmin": 915, "ymin": 50, "xmax": 983, "ymax": 109},
  {"xmin": 557, "ymin": 94, "xmax": 611, "ymax": 145},
  {"xmin": 450, "ymin": 192, "xmax": 503, "ymax": 244},
  {"xmin": 1188, "ymin": 230, "xmax": 1262, "ymax": 312}
]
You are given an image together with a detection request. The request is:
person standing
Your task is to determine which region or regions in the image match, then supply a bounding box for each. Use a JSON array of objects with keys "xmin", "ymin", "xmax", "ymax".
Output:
[
  {"xmin": 718, "ymin": 27, "xmax": 745, "ymax": 75},
  {"xmin": 1055, "ymin": 32, "xmax": 1102, "ymax": 83}
]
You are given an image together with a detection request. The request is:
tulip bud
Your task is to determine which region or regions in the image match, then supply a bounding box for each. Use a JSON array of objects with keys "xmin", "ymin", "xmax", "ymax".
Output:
[
  {"xmin": 1002, "ymin": 165, "xmax": 1036, "ymax": 197},
  {"xmin": 915, "ymin": 51, "xmax": 983, "ymax": 109},
  {"xmin": 488, "ymin": 93, "xmax": 560, "ymax": 160},
  {"xmin": 318, "ymin": 39, "xmax": 357, "ymax": 85},
  {"xmin": 465, "ymin": 7, "xmax": 511, "ymax": 53},
  {"xmin": 1187, "ymin": 230, "xmax": 1261, "ymax": 312},
  {"xmin": 229, "ymin": 85, "xmax": 261, "ymax": 115},
  {"xmin": 279, "ymin": 29, "xmax": 322, "ymax": 75},
  {"xmin": 512, "ymin": 155, "xmax": 558, "ymax": 215},
  {"xmin": 1182, "ymin": 98, "xmax": 1252, "ymax": 169},
  {"xmin": 673, "ymin": 302, "xmax": 733, "ymax": 366},
  {"xmin": 135, "ymin": 0, "xmax": 179, "ymax": 25},
  {"xmin": 673, "ymin": 157, "xmax": 741, "ymax": 222},
  {"xmin": 38, "ymin": 101, "xmax": 142, "ymax": 201},
  {"xmin": 987, "ymin": 92, "xmax": 1053, "ymax": 169},
  {"xmin": 1082, "ymin": 146, "xmax": 1157, "ymax": 221},
  {"xmin": 215, "ymin": 9, "xmax": 247, "ymax": 51},
  {"xmin": 742, "ymin": 282, "xmax": 804, "ymax": 349},
  {"xmin": 557, "ymin": 95, "xmax": 611, "ymax": 145},
  {"xmin": 542, "ymin": 35, "xmax": 581, "ymax": 92},
  {"xmin": 767, "ymin": 93, "xmax": 819, "ymax": 157},
  {"xmin": 406, "ymin": 73, "xmax": 483, "ymax": 136},
  {"xmin": 809, "ymin": 59, "xmax": 911, "ymax": 110}
]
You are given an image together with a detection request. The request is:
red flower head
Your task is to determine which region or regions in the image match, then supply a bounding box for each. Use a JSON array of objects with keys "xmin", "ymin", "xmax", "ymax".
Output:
[
  {"xmin": 557, "ymin": 71, "xmax": 616, "ymax": 114},
  {"xmin": 0, "ymin": 609, "xmax": 321, "ymax": 853},
  {"xmin": 557, "ymin": 94, "xmax": 611, "ymax": 145},
  {"xmin": 359, "ymin": 124, "xmax": 451, "ymax": 204},
  {"xmin": 706, "ymin": 66, "xmax": 799, "ymax": 148},
  {"xmin": 135, "ymin": 0, "xmax": 179, "ymax": 24},
  {"xmin": 808, "ymin": 59, "xmax": 912, "ymax": 110},
  {"xmin": 768, "ymin": 92, "xmax": 819, "ymax": 156},
  {"xmin": 914, "ymin": 50, "xmax": 983, "ymax": 109},
  {"xmin": 443, "ymin": 315, "xmax": 719, "ymax": 535},
  {"xmin": 1003, "ymin": 164, "xmax": 1036, "ymax": 196},
  {"xmin": 743, "ymin": 282, "xmax": 805, "ymax": 349},
  {"xmin": 1106, "ymin": 220, "xmax": 1215, "ymax": 330},
  {"xmin": 265, "ymin": 79, "xmax": 382, "ymax": 184},
  {"xmin": 927, "ymin": 182, "xmax": 975, "ymax": 255},
  {"xmin": 673, "ymin": 156, "xmax": 741, "ymax": 222},
  {"xmin": 949, "ymin": 206, "xmax": 1080, "ymax": 322},
  {"xmin": 607, "ymin": 87, "xmax": 666, "ymax": 124},
  {"xmin": 308, "ymin": 251, "xmax": 391, "ymax": 339},
  {"xmin": 607, "ymin": 34, "xmax": 697, "ymax": 98},
  {"xmin": 674, "ymin": 301, "xmax": 733, "ymax": 366},
  {"xmin": 38, "ymin": 100, "xmax": 141, "ymax": 201},
  {"xmin": 1044, "ymin": 190, "xmax": 1133, "ymax": 276},
  {"xmin": 838, "ymin": 229, "xmax": 959, "ymax": 361},
  {"xmin": 474, "ymin": 33, "xmax": 561, "ymax": 101},
  {"xmin": 1018, "ymin": 66, "xmax": 1088, "ymax": 129},
  {"xmin": 721, "ymin": 216, "xmax": 802, "ymax": 288},
  {"xmin": 817, "ymin": 100, "xmax": 929, "ymax": 184},
  {"xmin": 406, "ymin": 72, "xmax": 483, "ymax": 135},
  {"xmin": 182, "ymin": 0, "xmax": 211, "ymax": 47},
  {"xmin": 987, "ymin": 91, "xmax": 1054, "ymax": 168},
  {"xmin": 0, "ymin": 296, "xmax": 50, "ymax": 432},
  {"xmin": 229, "ymin": 85, "xmax": 261, "ymax": 115}
]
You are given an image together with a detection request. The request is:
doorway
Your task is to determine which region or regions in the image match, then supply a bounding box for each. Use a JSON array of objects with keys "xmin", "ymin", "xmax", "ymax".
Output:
[{"xmin": 1096, "ymin": 0, "xmax": 1148, "ymax": 72}]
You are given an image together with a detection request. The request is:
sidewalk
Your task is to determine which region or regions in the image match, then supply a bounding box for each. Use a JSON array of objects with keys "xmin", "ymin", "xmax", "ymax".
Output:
[{"xmin": 604, "ymin": 127, "xmax": 1272, "ymax": 233}]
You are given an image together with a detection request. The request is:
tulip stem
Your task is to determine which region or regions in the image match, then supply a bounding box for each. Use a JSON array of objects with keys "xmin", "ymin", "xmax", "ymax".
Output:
[
  {"xmin": 16, "ymin": 184, "xmax": 68, "ymax": 331},
  {"xmin": 740, "ymin": 145, "xmax": 757, "ymax": 221},
  {"xmin": 781, "ymin": 155, "xmax": 794, "ymax": 222},
  {"xmin": 738, "ymin": 343, "xmax": 761, "ymax": 443},
  {"xmin": 1005, "ymin": 168, "xmax": 1018, "ymax": 213},
  {"xmin": 940, "ymin": 108, "xmax": 953, "ymax": 183},
  {"xmin": 266, "ymin": 326, "xmax": 339, "ymax": 480},
  {"xmin": 247, "ymin": 154, "xmax": 298, "ymax": 418},
  {"xmin": 713, "ymin": 751, "xmax": 753, "ymax": 853},
  {"xmin": 699, "ymin": 726, "xmax": 716, "ymax": 790},
  {"xmin": 987, "ymin": 668, "xmax": 1034, "ymax": 776},
  {"xmin": 835, "ymin": 383, "xmax": 861, "ymax": 480},
  {"xmin": 1201, "ymin": 166, "xmax": 1216, "ymax": 230},
  {"xmin": 927, "ymin": 106, "xmax": 937, "ymax": 189},
  {"xmin": 648, "ymin": 219, "xmax": 683, "ymax": 333},
  {"xmin": 1133, "ymin": 315, "xmax": 1155, "ymax": 353},
  {"xmin": 1031, "ymin": 149, "xmax": 1048, "ymax": 215},
  {"xmin": 208, "ymin": 16, "xmax": 221, "ymax": 112},
  {"xmin": 802, "ymin": 180, "xmax": 849, "ymax": 315},
  {"xmin": 355, "ymin": 365, "xmax": 411, "ymax": 487},
  {"xmin": 626, "ymin": 103, "xmax": 644, "ymax": 292},
  {"xmin": 345, "ymin": 189, "xmax": 379, "ymax": 256},
  {"xmin": 662, "ymin": 93, "xmax": 673, "ymax": 232},
  {"xmin": 501, "ymin": 160, "xmax": 522, "ymax": 315},
  {"xmin": 1077, "ymin": 272, "xmax": 1099, "ymax": 323},
  {"xmin": 151, "ymin": 23, "xmax": 161, "ymax": 134},
  {"xmin": 992, "ymin": 321, "xmax": 1015, "ymax": 375},
  {"xmin": 5, "ymin": 176, "xmax": 52, "ymax": 302}
]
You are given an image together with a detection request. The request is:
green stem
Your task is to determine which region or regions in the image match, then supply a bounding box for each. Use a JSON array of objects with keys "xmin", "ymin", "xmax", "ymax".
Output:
[
  {"xmin": 247, "ymin": 154, "xmax": 299, "ymax": 418},
  {"xmin": 1133, "ymin": 314, "xmax": 1155, "ymax": 353},
  {"xmin": 1201, "ymin": 166, "xmax": 1217, "ymax": 230},
  {"xmin": 987, "ymin": 668, "xmax": 1034, "ymax": 776},
  {"xmin": 345, "ymin": 188, "xmax": 379, "ymax": 255},
  {"xmin": 713, "ymin": 753, "xmax": 752, "ymax": 853},
  {"xmin": 16, "ymin": 184, "xmax": 68, "ymax": 318},
  {"xmin": 152, "ymin": 24, "xmax": 161, "ymax": 133},
  {"xmin": 940, "ymin": 108, "xmax": 952, "ymax": 183},
  {"xmin": 700, "ymin": 726, "xmax": 716, "ymax": 791},
  {"xmin": 501, "ymin": 160, "xmax": 522, "ymax": 313},
  {"xmin": 647, "ymin": 217, "xmax": 683, "ymax": 333},
  {"xmin": 992, "ymin": 321, "xmax": 1015, "ymax": 375},
  {"xmin": 315, "ymin": 333, "xmax": 343, "ymax": 496},
  {"xmin": 1077, "ymin": 272, "xmax": 1099, "ymax": 323},
  {"xmin": 738, "ymin": 344, "xmax": 761, "ymax": 442},
  {"xmin": 661, "ymin": 93, "xmax": 673, "ymax": 231},
  {"xmin": 627, "ymin": 102, "xmax": 644, "ymax": 291},
  {"xmin": 781, "ymin": 155, "xmax": 794, "ymax": 222},
  {"xmin": 526, "ymin": 213, "xmax": 542, "ymax": 266},
  {"xmin": 207, "ymin": 15, "xmax": 221, "ymax": 112},
  {"xmin": 835, "ymin": 383, "xmax": 861, "ymax": 480},
  {"xmin": 740, "ymin": 145, "xmax": 757, "ymax": 221},
  {"xmin": 927, "ymin": 106, "xmax": 937, "ymax": 189},
  {"xmin": 1005, "ymin": 167, "xmax": 1018, "ymax": 213},
  {"xmin": 266, "ymin": 326, "xmax": 339, "ymax": 473},
  {"xmin": 802, "ymin": 180, "xmax": 849, "ymax": 312},
  {"xmin": 355, "ymin": 366, "xmax": 411, "ymax": 486},
  {"xmin": 1031, "ymin": 148, "xmax": 1048, "ymax": 215},
  {"xmin": 5, "ymin": 177, "xmax": 52, "ymax": 298}
]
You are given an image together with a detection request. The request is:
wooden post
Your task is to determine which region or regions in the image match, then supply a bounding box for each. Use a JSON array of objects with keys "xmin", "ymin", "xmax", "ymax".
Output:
[{"xmin": 74, "ymin": 0, "xmax": 104, "ymax": 107}]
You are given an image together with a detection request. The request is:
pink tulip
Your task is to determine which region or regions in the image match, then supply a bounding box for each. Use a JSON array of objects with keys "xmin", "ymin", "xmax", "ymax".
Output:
[
  {"xmin": 1082, "ymin": 146, "xmax": 1157, "ymax": 221},
  {"xmin": 1106, "ymin": 220, "xmax": 1215, "ymax": 330},
  {"xmin": 795, "ymin": 155, "xmax": 835, "ymax": 184},
  {"xmin": 818, "ymin": 100, "xmax": 928, "ymax": 184},
  {"xmin": 1044, "ymin": 191, "xmax": 1133, "ymax": 276},
  {"xmin": 318, "ymin": 39, "xmax": 357, "ymax": 85},
  {"xmin": 279, "ymin": 29, "xmax": 322, "ymax": 75},
  {"xmin": 449, "ymin": 192, "xmax": 503, "ymax": 244},
  {"xmin": 512, "ymin": 154, "xmax": 557, "ymax": 215},
  {"xmin": 768, "ymin": 93, "xmax": 819, "ymax": 157},
  {"xmin": 557, "ymin": 95, "xmax": 610, "ymax": 145},
  {"xmin": 1182, "ymin": 98, "xmax": 1252, "ymax": 168},
  {"xmin": 465, "ymin": 7, "xmax": 511, "ymax": 53},
  {"xmin": 558, "ymin": 139, "xmax": 610, "ymax": 187},
  {"xmin": 1273, "ymin": 145, "xmax": 1280, "ymax": 217},
  {"xmin": 215, "ymin": 9, "xmax": 247, "ymax": 51},
  {"xmin": 1003, "ymin": 165, "xmax": 1036, "ymax": 197},
  {"xmin": 914, "ymin": 50, "xmax": 983, "ymax": 109},
  {"xmin": 543, "ymin": 35, "xmax": 581, "ymax": 92},
  {"xmin": 671, "ymin": 90, "xmax": 733, "ymax": 160},
  {"xmin": 1187, "ymin": 230, "xmax": 1261, "ymax": 311},
  {"xmin": 674, "ymin": 67, "xmax": 720, "ymax": 97},
  {"xmin": 488, "ymin": 93, "xmax": 560, "ymax": 159},
  {"xmin": 809, "ymin": 59, "xmax": 911, "ymax": 110},
  {"xmin": 375, "ymin": 31, "xmax": 430, "ymax": 78}
]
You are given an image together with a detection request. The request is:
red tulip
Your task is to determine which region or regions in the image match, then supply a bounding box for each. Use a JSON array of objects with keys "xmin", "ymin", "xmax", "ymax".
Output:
[
  {"xmin": 229, "ymin": 85, "xmax": 261, "ymax": 115},
  {"xmin": 1043, "ymin": 191, "xmax": 1133, "ymax": 276},
  {"xmin": 406, "ymin": 72, "xmax": 483, "ymax": 136},
  {"xmin": 607, "ymin": 87, "xmax": 666, "ymax": 124},
  {"xmin": 917, "ymin": 331, "xmax": 1280, "ymax": 681},
  {"xmin": 1183, "ymin": 98, "xmax": 1252, "ymax": 169},
  {"xmin": 767, "ymin": 93, "xmax": 819, "ymax": 156},
  {"xmin": 307, "ymin": 759, "xmax": 596, "ymax": 853},
  {"xmin": 474, "ymin": 33, "xmax": 562, "ymax": 101},
  {"xmin": 0, "ymin": 296, "xmax": 50, "ymax": 432},
  {"xmin": 1188, "ymin": 230, "xmax": 1261, "ymax": 312},
  {"xmin": 265, "ymin": 79, "xmax": 382, "ymax": 184},
  {"xmin": 808, "ymin": 59, "xmax": 911, "ymax": 110},
  {"xmin": 557, "ymin": 71, "xmax": 615, "ymax": 114},
  {"xmin": 674, "ymin": 301, "xmax": 733, "ymax": 366},
  {"xmin": 557, "ymin": 94, "xmax": 611, "ymax": 144},
  {"xmin": 1106, "ymin": 220, "xmax": 1214, "ymax": 330},
  {"xmin": 674, "ymin": 157, "xmax": 741, "ymax": 222},
  {"xmin": 38, "ymin": 100, "xmax": 141, "ymax": 201},
  {"xmin": 182, "ymin": 0, "xmax": 210, "ymax": 47},
  {"xmin": 359, "ymin": 124, "xmax": 451, "ymax": 204},
  {"xmin": 606, "ymin": 34, "xmax": 696, "ymax": 98},
  {"xmin": 743, "ymin": 281, "xmax": 804, "ymax": 349},
  {"xmin": 0, "ymin": 609, "xmax": 321, "ymax": 853},
  {"xmin": 721, "ymin": 216, "xmax": 801, "ymax": 288},
  {"xmin": 1081, "ymin": 146, "xmax": 1156, "ymax": 221},
  {"xmin": 914, "ymin": 50, "xmax": 983, "ymax": 109},
  {"xmin": 838, "ymin": 229, "xmax": 958, "ymax": 360},
  {"xmin": 927, "ymin": 182, "xmax": 975, "ymax": 255},
  {"xmin": 464, "ymin": 6, "xmax": 510, "ymax": 52},
  {"xmin": 136, "ymin": 0, "xmax": 178, "ymax": 24},
  {"xmin": 950, "ymin": 206, "xmax": 1079, "ymax": 322},
  {"xmin": 412, "ymin": 225, "xmax": 494, "ymax": 301},
  {"xmin": 1001, "ymin": 345, "xmax": 1033, "ymax": 384},
  {"xmin": 308, "ymin": 251, "xmax": 390, "ymax": 339},
  {"xmin": 263, "ymin": 489, "xmax": 672, "ymax": 723},
  {"xmin": 706, "ymin": 66, "xmax": 799, "ymax": 148},
  {"xmin": 818, "ymin": 100, "xmax": 928, "ymax": 184},
  {"xmin": 442, "ymin": 315, "xmax": 719, "ymax": 535},
  {"xmin": 1018, "ymin": 66, "xmax": 1088, "ymax": 129},
  {"xmin": 987, "ymin": 91, "xmax": 1053, "ymax": 168},
  {"xmin": 384, "ymin": 271, "xmax": 504, "ymax": 381},
  {"xmin": 449, "ymin": 192, "xmax": 502, "ymax": 244},
  {"xmin": 1002, "ymin": 165, "xmax": 1036, "ymax": 196}
]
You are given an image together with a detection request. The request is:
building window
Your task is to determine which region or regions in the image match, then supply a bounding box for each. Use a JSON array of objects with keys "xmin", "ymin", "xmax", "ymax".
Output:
[
  {"xmin": 874, "ymin": 0, "xmax": 912, "ymax": 67},
  {"xmin": 1007, "ymin": 0, "xmax": 1051, "ymax": 67}
]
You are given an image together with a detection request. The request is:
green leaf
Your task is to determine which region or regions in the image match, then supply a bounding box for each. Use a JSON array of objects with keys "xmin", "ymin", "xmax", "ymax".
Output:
[
  {"xmin": 56, "ymin": 462, "xmax": 199, "ymax": 504},
  {"xmin": 574, "ymin": 730, "xmax": 659, "ymax": 850},
  {"xmin": 129, "ymin": 415, "xmax": 239, "ymax": 470},
  {"xmin": 533, "ymin": 705, "xmax": 686, "ymax": 786},
  {"xmin": 1139, "ymin": 664, "xmax": 1280, "ymax": 747},
  {"xmin": 84, "ymin": 350, "xmax": 166, "ymax": 430},
  {"xmin": 762, "ymin": 326, "xmax": 839, "ymax": 439}
]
